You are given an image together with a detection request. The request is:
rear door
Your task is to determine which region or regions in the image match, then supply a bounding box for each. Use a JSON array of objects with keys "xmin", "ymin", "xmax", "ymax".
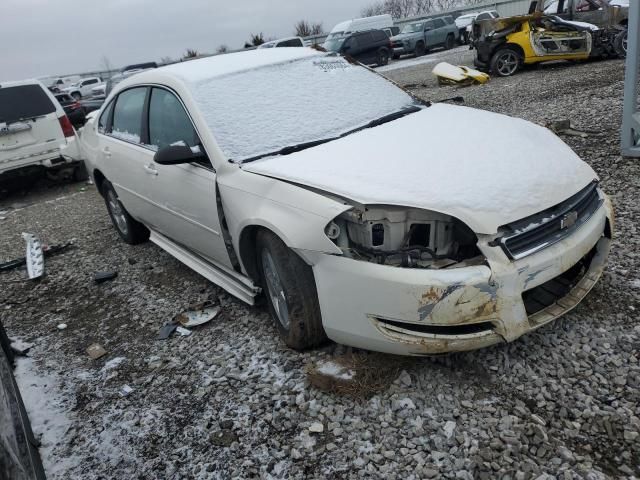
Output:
[
  {"xmin": 431, "ymin": 18, "xmax": 447, "ymax": 44},
  {"xmin": 424, "ymin": 20, "xmax": 437, "ymax": 48},
  {"xmin": 96, "ymin": 86, "xmax": 153, "ymax": 220},
  {"xmin": 0, "ymin": 83, "xmax": 64, "ymax": 173}
]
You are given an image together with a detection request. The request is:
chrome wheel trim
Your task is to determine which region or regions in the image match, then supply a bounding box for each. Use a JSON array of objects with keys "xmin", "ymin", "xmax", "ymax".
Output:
[
  {"xmin": 107, "ymin": 190, "xmax": 128, "ymax": 236},
  {"xmin": 261, "ymin": 249, "xmax": 290, "ymax": 329}
]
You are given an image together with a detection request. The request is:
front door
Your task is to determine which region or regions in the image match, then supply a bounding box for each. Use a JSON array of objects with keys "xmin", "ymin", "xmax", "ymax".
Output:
[{"xmin": 141, "ymin": 87, "xmax": 232, "ymax": 268}]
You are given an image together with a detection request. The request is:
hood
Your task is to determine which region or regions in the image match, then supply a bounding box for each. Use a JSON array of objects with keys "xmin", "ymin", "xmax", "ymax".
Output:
[
  {"xmin": 243, "ymin": 104, "xmax": 597, "ymax": 234},
  {"xmin": 391, "ymin": 32, "xmax": 418, "ymax": 41}
]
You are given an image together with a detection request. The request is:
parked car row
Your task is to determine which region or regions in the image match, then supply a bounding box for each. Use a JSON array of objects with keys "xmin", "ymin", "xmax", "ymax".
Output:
[{"xmin": 390, "ymin": 15, "xmax": 459, "ymax": 57}]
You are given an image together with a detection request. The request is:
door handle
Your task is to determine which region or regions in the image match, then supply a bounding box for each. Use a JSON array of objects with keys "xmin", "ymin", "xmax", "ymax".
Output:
[
  {"xmin": 144, "ymin": 163, "xmax": 158, "ymax": 176},
  {"xmin": 102, "ymin": 147, "xmax": 111, "ymax": 157}
]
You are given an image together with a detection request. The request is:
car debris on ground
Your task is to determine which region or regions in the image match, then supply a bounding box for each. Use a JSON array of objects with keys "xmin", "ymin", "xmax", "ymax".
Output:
[
  {"xmin": 93, "ymin": 271, "xmax": 118, "ymax": 284},
  {"xmin": 432, "ymin": 62, "xmax": 490, "ymax": 85},
  {"xmin": 86, "ymin": 343, "xmax": 107, "ymax": 360}
]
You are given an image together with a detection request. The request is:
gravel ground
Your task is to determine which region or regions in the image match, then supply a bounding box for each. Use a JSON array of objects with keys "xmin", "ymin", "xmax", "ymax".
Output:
[{"xmin": 1, "ymin": 48, "xmax": 639, "ymax": 479}]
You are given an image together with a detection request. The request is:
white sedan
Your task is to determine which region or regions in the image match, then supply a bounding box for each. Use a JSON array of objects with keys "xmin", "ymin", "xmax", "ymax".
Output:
[{"xmin": 79, "ymin": 48, "xmax": 613, "ymax": 356}]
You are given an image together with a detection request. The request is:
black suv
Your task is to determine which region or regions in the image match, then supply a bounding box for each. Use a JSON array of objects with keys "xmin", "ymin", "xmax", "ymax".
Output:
[{"xmin": 324, "ymin": 29, "xmax": 392, "ymax": 67}]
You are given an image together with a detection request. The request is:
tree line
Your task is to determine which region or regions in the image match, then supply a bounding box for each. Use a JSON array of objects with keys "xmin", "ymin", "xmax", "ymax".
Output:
[{"xmin": 361, "ymin": 0, "xmax": 487, "ymax": 18}]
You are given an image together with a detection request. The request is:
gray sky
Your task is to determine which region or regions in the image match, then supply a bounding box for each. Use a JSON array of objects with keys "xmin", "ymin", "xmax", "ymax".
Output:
[{"xmin": 1, "ymin": 0, "xmax": 373, "ymax": 81}]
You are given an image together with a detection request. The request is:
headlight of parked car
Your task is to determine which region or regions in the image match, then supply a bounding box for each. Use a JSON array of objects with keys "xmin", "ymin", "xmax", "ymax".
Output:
[{"xmin": 326, "ymin": 206, "xmax": 485, "ymax": 269}]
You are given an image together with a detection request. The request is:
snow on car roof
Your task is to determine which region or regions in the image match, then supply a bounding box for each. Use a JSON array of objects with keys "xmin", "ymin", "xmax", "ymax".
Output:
[{"xmin": 156, "ymin": 47, "xmax": 324, "ymax": 83}]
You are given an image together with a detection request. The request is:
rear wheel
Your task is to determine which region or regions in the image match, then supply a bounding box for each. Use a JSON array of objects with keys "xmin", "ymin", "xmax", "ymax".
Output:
[
  {"xmin": 102, "ymin": 180, "xmax": 149, "ymax": 244},
  {"xmin": 415, "ymin": 42, "xmax": 426, "ymax": 57},
  {"xmin": 377, "ymin": 48, "xmax": 390, "ymax": 66},
  {"xmin": 490, "ymin": 47, "xmax": 521, "ymax": 77},
  {"xmin": 445, "ymin": 34, "xmax": 455, "ymax": 50},
  {"xmin": 614, "ymin": 30, "xmax": 628, "ymax": 58},
  {"xmin": 256, "ymin": 230, "xmax": 326, "ymax": 350}
]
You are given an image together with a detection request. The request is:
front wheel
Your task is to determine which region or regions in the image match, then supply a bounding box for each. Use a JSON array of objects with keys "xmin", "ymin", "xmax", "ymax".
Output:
[
  {"xmin": 102, "ymin": 180, "xmax": 149, "ymax": 244},
  {"xmin": 256, "ymin": 230, "xmax": 326, "ymax": 350},
  {"xmin": 490, "ymin": 47, "xmax": 521, "ymax": 77}
]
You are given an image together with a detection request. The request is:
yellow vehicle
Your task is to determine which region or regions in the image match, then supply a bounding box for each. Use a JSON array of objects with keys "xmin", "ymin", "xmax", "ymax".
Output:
[{"xmin": 473, "ymin": 14, "xmax": 613, "ymax": 76}]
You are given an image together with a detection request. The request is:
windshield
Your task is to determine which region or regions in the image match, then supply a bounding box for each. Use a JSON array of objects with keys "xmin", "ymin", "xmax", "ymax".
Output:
[
  {"xmin": 401, "ymin": 23, "xmax": 424, "ymax": 33},
  {"xmin": 323, "ymin": 38, "xmax": 345, "ymax": 52},
  {"xmin": 0, "ymin": 84, "xmax": 56, "ymax": 124},
  {"xmin": 190, "ymin": 55, "xmax": 417, "ymax": 162}
]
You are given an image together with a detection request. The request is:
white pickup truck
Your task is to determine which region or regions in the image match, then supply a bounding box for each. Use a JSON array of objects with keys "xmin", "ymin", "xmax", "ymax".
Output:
[{"xmin": 63, "ymin": 77, "xmax": 104, "ymax": 99}]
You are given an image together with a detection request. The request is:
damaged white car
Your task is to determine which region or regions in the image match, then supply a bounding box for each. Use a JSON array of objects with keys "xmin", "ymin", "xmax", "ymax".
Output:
[{"xmin": 80, "ymin": 48, "xmax": 613, "ymax": 356}]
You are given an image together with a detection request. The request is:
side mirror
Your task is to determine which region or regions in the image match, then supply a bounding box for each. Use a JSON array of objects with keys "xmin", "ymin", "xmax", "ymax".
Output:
[{"xmin": 153, "ymin": 144, "xmax": 206, "ymax": 165}]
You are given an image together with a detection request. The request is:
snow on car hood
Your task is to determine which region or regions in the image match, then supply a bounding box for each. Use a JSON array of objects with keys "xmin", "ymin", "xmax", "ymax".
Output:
[{"xmin": 243, "ymin": 104, "xmax": 597, "ymax": 234}]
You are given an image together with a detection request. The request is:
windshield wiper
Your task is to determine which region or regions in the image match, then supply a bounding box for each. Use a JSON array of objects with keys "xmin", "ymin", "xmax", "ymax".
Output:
[{"xmin": 240, "ymin": 105, "xmax": 423, "ymax": 164}]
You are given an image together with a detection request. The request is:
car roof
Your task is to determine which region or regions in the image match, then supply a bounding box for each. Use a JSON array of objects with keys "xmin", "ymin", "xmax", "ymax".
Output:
[
  {"xmin": 0, "ymin": 79, "xmax": 46, "ymax": 88},
  {"xmin": 132, "ymin": 47, "xmax": 325, "ymax": 85}
]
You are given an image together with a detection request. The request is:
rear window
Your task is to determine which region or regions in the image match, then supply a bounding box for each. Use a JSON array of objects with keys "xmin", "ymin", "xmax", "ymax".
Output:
[
  {"xmin": 0, "ymin": 84, "xmax": 56, "ymax": 124},
  {"xmin": 372, "ymin": 30, "xmax": 388, "ymax": 41},
  {"xmin": 432, "ymin": 18, "xmax": 446, "ymax": 28},
  {"xmin": 278, "ymin": 38, "xmax": 303, "ymax": 47}
]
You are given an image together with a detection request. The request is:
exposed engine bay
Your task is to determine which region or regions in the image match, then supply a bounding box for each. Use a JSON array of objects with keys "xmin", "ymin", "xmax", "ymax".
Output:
[{"xmin": 326, "ymin": 206, "xmax": 484, "ymax": 269}]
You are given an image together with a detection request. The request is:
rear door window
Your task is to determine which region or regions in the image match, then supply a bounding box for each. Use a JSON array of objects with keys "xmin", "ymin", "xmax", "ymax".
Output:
[
  {"xmin": 148, "ymin": 88, "xmax": 199, "ymax": 149},
  {"xmin": 111, "ymin": 87, "xmax": 147, "ymax": 144},
  {"xmin": 0, "ymin": 84, "xmax": 56, "ymax": 124},
  {"xmin": 278, "ymin": 38, "xmax": 303, "ymax": 47},
  {"xmin": 432, "ymin": 18, "xmax": 446, "ymax": 28},
  {"xmin": 372, "ymin": 30, "xmax": 387, "ymax": 42}
]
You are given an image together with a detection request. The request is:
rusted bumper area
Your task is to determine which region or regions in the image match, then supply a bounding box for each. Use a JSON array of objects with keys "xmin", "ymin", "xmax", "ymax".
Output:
[{"xmin": 312, "ymin": 201, "xmax": 613, "ymax": 356}]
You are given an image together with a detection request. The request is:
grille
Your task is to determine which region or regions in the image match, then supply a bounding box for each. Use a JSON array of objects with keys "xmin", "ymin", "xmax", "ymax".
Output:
[{"xmin": 497, "ymin": 182, "xmax": 602, "ymax": 260}]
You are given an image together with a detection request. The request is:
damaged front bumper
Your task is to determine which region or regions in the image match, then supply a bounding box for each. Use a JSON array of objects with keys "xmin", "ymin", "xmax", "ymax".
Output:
[{"xmin": 309, "ymin": 200, "xmax": 613, "ymax": 356}]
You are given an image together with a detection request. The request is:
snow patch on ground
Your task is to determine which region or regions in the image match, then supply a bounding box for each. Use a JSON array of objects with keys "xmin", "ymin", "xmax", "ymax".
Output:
[
  {"xmin": 316, "ymin": 360, "xmax": 355, "ymax": 381},
  {"xmin": 102, "ymin": 356, "xmax": 126, "ymax": 371},
  {"xmin": 13, "ymin": 355, "xmax": 79, "ymax": 477}
]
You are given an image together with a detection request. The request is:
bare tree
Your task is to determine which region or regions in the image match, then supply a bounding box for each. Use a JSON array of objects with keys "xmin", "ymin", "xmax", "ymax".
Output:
[
  {"xmin": 184, "ymin": 49, "xmax": 199, "ymax": 59},
  {"xmin": 160, "ymin": 56, "xmax": 174, "ymax": 65},
  {"xmin": 216, "ymin": 44, "xmax": 229, "ymax": 54},
  {"xmin": 248, "ymin": 33, "xmax": 265, "ymax": 46},
  {"xmin": 100, "ymin": 55, "xmax": 113, "ymax": 73},
  {"xmin": 295, "ymin": 20, "xmax": 325, "ymax": 37},
  {"xmin": 360, "ymin": 0, "xmax": 482, "ymax": 18}
]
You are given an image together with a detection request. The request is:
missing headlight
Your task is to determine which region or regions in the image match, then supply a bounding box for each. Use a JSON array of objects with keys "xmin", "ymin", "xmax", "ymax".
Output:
[{"xmin": 328, "ymin": 206, "xmax": 484, "ymax": 269}]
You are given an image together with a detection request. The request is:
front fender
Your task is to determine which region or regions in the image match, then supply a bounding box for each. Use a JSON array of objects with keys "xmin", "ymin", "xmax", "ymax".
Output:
[{"xmin": 217, "ymin": 167, "xmax": 351, "ymax": 272}]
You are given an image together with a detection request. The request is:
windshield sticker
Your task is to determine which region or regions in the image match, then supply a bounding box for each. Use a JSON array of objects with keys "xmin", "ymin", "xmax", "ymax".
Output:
[{"xmin": 313, "ymin": 59, "xmax": 351, "ymax": 72}]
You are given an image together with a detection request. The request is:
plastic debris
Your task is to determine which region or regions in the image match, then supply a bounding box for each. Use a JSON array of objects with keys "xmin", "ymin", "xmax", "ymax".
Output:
[
  {"xmin": 0, "ymin": 240, "xmax": 74, "ymax": 273},
  {"xmin": 22, "ymin": 233, "xmax": 44, "ymax": 279},
  {"xmin": 94, "ymin": 271, "xmax": 118, "ymax": 284},
  {"xmin": 176, "ymin": 303, "xmax": 220, "ymax": 328},
  {"xmin": 158, "ymin": 324, "xmax": 178, "ymax": 340},
  {"xmin": 86, "ymin": 343, "xmax": 107, "ymax": 360},
  {"xmin": 432, "ymin": 62, "xmax": 490, "ymax": 86},
  {"xmin": 175, "ymin": 326, "xmax": 192, "ymax": 337},
  {"xmin": 57, "ymin": 323, "xmax": 68, "ymax": 330},
  {"xmin": 119, "ymin": 385, "xmax": 134, "ymax": 397}
]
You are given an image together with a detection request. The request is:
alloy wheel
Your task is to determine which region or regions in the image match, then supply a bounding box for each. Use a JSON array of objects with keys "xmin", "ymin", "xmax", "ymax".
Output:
[
  {"xmin": 107, "ymin": 190, "xmax": 128, "ymax": 236},
  {"xmin": 261, "ymin": 249, "xmax": 290, "ymax": 329},
  {"xmin": 496, "ymin": 51, "xmax": 518, "ymax": 76}
]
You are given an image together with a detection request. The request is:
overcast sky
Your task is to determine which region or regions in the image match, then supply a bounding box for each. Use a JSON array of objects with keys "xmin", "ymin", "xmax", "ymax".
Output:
[{"xmin": 1, "ymin": 0, "xmax": 374, "ymax": 81}]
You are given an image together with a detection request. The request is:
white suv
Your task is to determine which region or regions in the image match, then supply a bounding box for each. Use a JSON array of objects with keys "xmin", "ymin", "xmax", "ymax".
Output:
[
  {"xmin": 0, "ymin": 80, "xmax": 81, "ymax": 181},
  {"xmin": 63, "ymin": 77, "xmax": 104, "ymax": 99}
]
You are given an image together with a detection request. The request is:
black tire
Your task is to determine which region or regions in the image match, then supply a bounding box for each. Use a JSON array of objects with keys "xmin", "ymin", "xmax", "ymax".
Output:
[
  {"xmin": 445, "ymin": 34, "xmax": 455, "ymax": 50},
  {"xmin": 101, "ymin": 180, "xmax": 149, "ymax": 244},
  {"xmin": 392, "ymin": 53, "xmax": 400, "ymax": 60},
  {"xmin": 490, "ymin": 47, "xmax": 522, "ymax": 77},
  {"xmin": 256, "ymin": 229, "xmax": 326, "ymax": 350},
  {"xmin": 73, "ymin": 161, "xmax": 89, "ymax": 182},
  {"xmin": 614, "ymin": 29, "xmax": 627, "ymax": 58},
  {"xmin": 415, "ymin": 42, "xmax": 426, "ymax": 57},
  {"xmin": 377, "ymin": 48, "xmax": 390, "ymax": 66}
]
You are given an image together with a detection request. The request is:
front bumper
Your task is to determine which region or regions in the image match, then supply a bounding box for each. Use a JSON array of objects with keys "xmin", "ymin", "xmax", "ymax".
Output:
[{"xmin": 311, "ymin": 200, "xmax": 613, "ymax": 356}]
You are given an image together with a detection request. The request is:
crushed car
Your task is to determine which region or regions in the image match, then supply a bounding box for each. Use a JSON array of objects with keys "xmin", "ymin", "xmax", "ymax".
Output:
[
  {"xmin": 79, "ymin": 48, "xmax": 613, "ymax": 356},
  {"xmin": 472, "ymin": 0, "xmax": 626, "ymax": 78}
]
